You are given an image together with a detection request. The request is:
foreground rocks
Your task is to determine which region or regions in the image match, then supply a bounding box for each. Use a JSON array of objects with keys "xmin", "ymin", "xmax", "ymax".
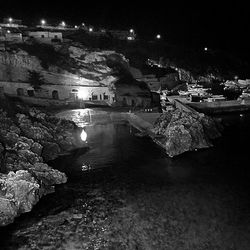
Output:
[
  {"xmin": 2, "ymin": 172, "xmax": 250, "ymax": 250},
  {"xmin": 152, "ymin": 109, "xmax": 221, "ymax": 157},
  {"xmin": 0, "ymin": 107, "xmax": 85, "ymax": 226}
]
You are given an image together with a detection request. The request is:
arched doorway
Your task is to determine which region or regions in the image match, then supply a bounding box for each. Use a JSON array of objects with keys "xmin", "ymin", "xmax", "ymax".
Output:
[
  {"xmin": 52, "ymin": 90, "xmax": 59, "ymax": 99},
  {"xmin": 122, "ymin": 97, "xmax": 127, "ymax": 106},
  {"xmin": 131, "ymin": 99, "xmax": 135, "ymax": 107},
  {"xmin": 70, "ymin": 89, "xmax": 78, "ymax": 100},
  {"xmin": 17, "ymin": 88, "xmax": 24, "ymax": 96},
  {"xmin": 27, "ymin": 89, "xmax": 34, "ymax": 97}
]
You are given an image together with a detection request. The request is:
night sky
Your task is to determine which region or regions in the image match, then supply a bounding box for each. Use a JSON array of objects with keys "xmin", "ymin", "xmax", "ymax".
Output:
[{"xmin": 1, "ymin": 1, "xmax": 250, "ymax": 56}]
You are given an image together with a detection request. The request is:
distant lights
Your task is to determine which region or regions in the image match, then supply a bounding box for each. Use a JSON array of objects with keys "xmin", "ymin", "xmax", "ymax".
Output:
[
  {"xmin": 60, "ymin": 21, "xmax": 66, "ymax": 27},
  {"xmin": 156, "ymin": 34, "xmax": 161, "ymax": 39},
  {"xmin": 82, "ymin": 22, "xmax": 85, "ymax": 26},
  {"xmin": 41, "ymin": 19, "xmax": 46, "ymax": 25},
  {"xmin": 74, "ymin": 25, "xmax": 78, "ymax": 29},
  {"xmin": 204, "ymin": 47, "xmax": 208, "ymax": 51},
  {"xmin": 7, "ymin": 30, "xmax": 11, "ymax": 34},
  {"xmin": 129, "ymin": 29, "xmax": 134, "ymax": 33},
  {"xmin": 8, "ymin": 17, "xmax": 13, "ymax": 23},
  {"xmin": 89, "ymin": 27, "xmax": 93, "ymax": 32}
]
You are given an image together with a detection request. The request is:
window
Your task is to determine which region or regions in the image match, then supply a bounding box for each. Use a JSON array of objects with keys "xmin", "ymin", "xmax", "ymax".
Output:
[
  {"xmin": 52, "ymin": 90, "xmax": 59, "ymax": 100},
  {"xmin": 0, "ymin": 87, "xmax": 4, "ymax": 95},
  {"xmin": 16, "ymin": 88, "xmax": 24, "ymax": 96},
  {"xmin": 92, "ymin": 95, "xmax": 98, "ymax": 100},
  {"xmin": 54, "ymin": 35, "xmax": 58, "ymax": 39},
  {"xmin": 104, "ymin": 95, "xmax": 109, "ymax": 100},
  {"xmin": 27, "ymin": 90, "xmax": 34, "ymax": 97},
  {"xmin": 131, "ymin": 99, "xmax": 135, "ymax": 106},
  {"xmin": 41, "ymin": 35, "xmax": 45, "ymax": 38}
]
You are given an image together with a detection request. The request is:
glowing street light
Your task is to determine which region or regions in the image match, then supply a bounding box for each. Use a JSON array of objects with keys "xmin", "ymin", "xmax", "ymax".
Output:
[
  {"xmin": 204, "ymin": 47, "xmax": 208, "ymax": 51},
  {"xmin": 82, "ymin": 22, "xmax": 85, "ymax": 26},
  {"xmin": 89, "ymin": 27, "xmax": 93, "ymax": 32},
  {"xmin": 61, "ymin": 21, "xmax": 66, "ymax": 27},
  {"xmin": 7, "ymin": 30, "xmax": 11, "ymax": 34},
  {"xmin": 156, "ymin": 34, "xmax": 161, "ymax": 39},
  {"xmin": 129, "ymin": 29, "xmax": 134, "ymax": 33},
  {"xmin": 41, "ymin": 19, "xmax": 46, "ymax": 25},
  {"xmin": 8, "ymin": 17, "xmax": 13, "ymax": 23},
  {"xmin": 74, "ymin": 25, "xmax": 78, "ymax": 29}
]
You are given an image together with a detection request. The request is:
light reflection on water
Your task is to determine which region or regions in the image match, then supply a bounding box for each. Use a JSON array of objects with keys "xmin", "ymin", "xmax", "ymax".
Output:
[
  {"xmin": 55, "ymin": 109, "xmax": 250, "ymax": 184},
  {"xmin": 80, "ymin": 129, "xmax": 87, "ymax": 142}
]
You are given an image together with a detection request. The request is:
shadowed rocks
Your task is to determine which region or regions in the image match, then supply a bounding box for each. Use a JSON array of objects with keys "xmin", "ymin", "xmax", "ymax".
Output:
[
  {"xmin": 0, "ymin": 107, "xmax": 85, "ymax": 226},
  {"xmin": 153, "ymin": 109, "xmax": 222, "ymax": 157}
]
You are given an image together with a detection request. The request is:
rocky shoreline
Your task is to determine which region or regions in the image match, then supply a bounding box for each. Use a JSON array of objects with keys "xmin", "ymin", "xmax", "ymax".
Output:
[
  {"xmin": 152, "ymin": 109, "xmax": 222, "ymax": 157},
  {"xmin": 0, "ymin": 106, "xmax": 86, "ymax": 226}
]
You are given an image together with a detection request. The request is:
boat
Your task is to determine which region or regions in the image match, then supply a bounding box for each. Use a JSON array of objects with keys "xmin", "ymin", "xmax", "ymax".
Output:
[{"xmin": 167, "ymin": 95, "xmax": 250, "ymax": 114}]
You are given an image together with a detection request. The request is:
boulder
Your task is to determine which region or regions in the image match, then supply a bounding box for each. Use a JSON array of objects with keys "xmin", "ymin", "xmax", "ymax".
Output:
[
  {"xmin": 153, "ymin": 109, "xmax": 221, "ymax": 157},
  {"xmin": 0, "ymin": 107, "xmax": 84, "ymax": 226},
  {"xmin": 41, "ymin": 141, "xmax": 61, "ymax": 161},
  {"xmin": 29, "ymin": 163, "xmax": 67, "ymax": 186},
  {"xmin": 30, "ymin": 142, "xmax": 43, "ymax": 156},
  {"xmin": 0, "ymin": 171, "xmax": 40, "ymax": 226}
]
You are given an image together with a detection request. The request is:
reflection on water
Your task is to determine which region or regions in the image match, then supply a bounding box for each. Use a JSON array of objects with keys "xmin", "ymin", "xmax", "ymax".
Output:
[
  {"xmin": 80, "ymin": 129, "xmax": 87, "ymax": 142},
  {"xmin": 55, "ymin": 109, "xmax": 250, "ymax": 185}
]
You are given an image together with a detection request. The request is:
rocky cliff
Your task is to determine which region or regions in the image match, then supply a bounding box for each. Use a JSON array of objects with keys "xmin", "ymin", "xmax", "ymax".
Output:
[
  {"xmin": 153, "ymin": 109, "xmax": 222, "ymax": 157},
  {"xmin": 0, "ymin": 106, "xmax": 86, "ymax": 226},
  {"xmin": 0, "ymin": 43, "xmax": 118, "ymax": 86}
]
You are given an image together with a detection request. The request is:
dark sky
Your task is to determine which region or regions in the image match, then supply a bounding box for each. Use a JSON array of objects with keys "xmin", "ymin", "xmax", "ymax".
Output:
[{"xmin": 1, "ymin": 1, "xmax": 249, "ymax": 55}]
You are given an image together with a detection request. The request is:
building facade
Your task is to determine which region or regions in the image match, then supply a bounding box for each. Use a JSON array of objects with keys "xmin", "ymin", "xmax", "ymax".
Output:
[
  {"xmin": 0, "ymin": 81, "xmax": 115, "ymax": 106},
  {"xmin": 28, "ymin": 31, "xmax": 63, "ymax": 43}
]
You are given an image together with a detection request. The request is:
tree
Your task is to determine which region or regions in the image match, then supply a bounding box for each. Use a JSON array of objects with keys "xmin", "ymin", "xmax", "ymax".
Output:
[{"xmin": 28, "ymin": 70, "xmax": 45, "ymax": 90}]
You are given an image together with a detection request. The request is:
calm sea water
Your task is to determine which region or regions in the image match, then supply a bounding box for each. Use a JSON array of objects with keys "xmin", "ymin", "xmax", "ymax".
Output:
[{"xmin": 54, "ymin": 109, "xmax": 250, "ymax": 186}]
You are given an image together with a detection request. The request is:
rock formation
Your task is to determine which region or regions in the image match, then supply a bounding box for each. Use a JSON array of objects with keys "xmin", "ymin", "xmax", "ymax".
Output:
[
  {"xmin": 0, "ymin": 107, "xmax": 85, "ymax": 226},
  {"xmin": 152, "ymin": 109, "xmax": 221, "ymax": 157},
  {"xmin": 0, "ymin": 44, "xmax": 117, "ymax": 86}
]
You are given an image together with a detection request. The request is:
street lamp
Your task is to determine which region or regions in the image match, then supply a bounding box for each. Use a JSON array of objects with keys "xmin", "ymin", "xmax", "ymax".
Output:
[
  {"xmin": 156, "ymin": 34, "xmax": 161, "ymax": 39},
  {"xmin": 61, "ymin": 21, "xmax": 66, "ymax": 27},
  {"xmin": 8, "ymin": 17, "xmax": 13, "ymax": 23},
  {"xmin": 204, "ymin": 47, "xmax": 208, "ymax": 51},
  {"xmin": 129, "ymin": 29, "xmax": 134, "ymax": 33},
  {"xmin": 89, "ymin": 27, "xmax": 93, "ymax": 32},
  {"xmin": 41, "ymin": 19, "xmax": 46, "ymax": 25}
]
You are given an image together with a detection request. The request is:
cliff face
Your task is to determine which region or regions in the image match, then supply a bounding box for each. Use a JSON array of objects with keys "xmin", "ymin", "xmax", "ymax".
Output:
[
  {"xmin": 0, "ymin": 50, "xmax": 42, "ymax": 82},
  {"xmin": 0, "ymin": 44, "xmax": 118, "ymax": 86},
  {"xmin": 0, "ymin": 106, "xmax": 87, "ymax": 226}
]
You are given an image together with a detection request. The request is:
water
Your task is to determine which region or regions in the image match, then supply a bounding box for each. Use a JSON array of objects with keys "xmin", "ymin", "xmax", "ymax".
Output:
[
  {"xmin": 54, "ymin": 109, "xmax": 250, "ymax": 186},
  {"xmin": 1, "ymin": 109, "xmax": 250, "ymax": 249}
]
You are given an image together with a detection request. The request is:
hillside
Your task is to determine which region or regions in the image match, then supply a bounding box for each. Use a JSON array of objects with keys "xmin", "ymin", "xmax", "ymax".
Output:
[
  {"xmin": 0, "ymin": 42, "xmax": 118, "ymax": 87},
  {"xmin": 64, "ymin": 31, "xmax": 250, "ymax": 80}
]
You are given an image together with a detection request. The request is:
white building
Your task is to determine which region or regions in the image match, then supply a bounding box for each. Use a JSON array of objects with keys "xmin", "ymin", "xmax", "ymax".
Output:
[
  {"xmin": 28, "ymin": 31, "xmax": 63, "ymax": 43},
  {"xmin": 0, "ymin": 81, "xmax": 115, "ymax": 106},
  {"xmin": 0, "ymin": 28, "xmax": 23, "ymax": 43},
  {"xmin": 0, "ymin": 18, "xmax": 27, "ymax": 28},
  {"xmin": 5, "ymin": 32, "xmax": 23, "ymax": 43}
]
